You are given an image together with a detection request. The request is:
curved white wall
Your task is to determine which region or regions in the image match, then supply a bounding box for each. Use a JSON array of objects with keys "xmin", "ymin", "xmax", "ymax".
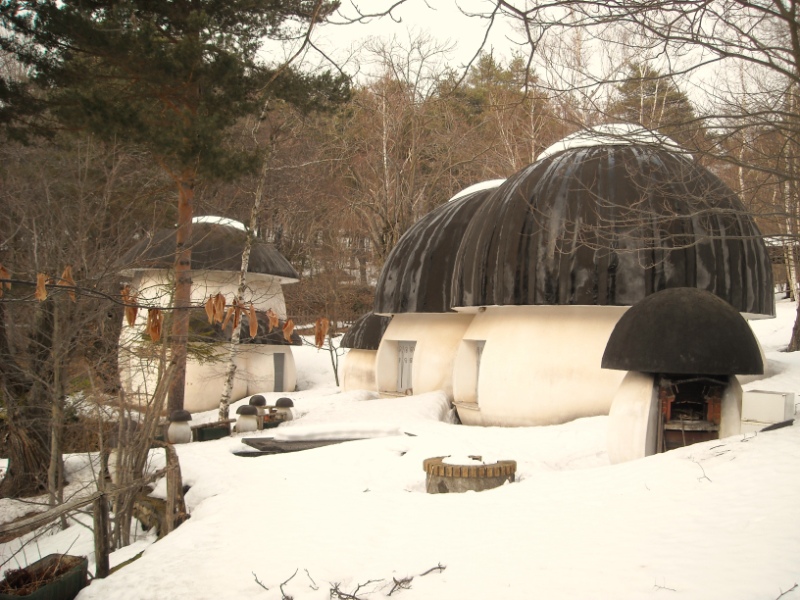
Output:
[
  {"xmin": 121, "ymin": 344, "xmax": 296, "ymax": 413},
  {"xmin": 375, "ymin": 313, "xmax": 474, "ymax": 397},
  {"xmin": 119, "ymin": 268, "xmax": 294, "ymax": 413},
  {"xmin": 341, "ymin": 349, "xmax": 379, "ymax": 392},
  {"xmin": 129, "ymin": 269, "xmax": 288, "ymax": 318},
  {"xmin": 607, "ymin": 371, "xmax": 660, "ymax": 464},
  {"xmin": 452, "ymin": 305, "xmax": 628, "ymax": 426}
]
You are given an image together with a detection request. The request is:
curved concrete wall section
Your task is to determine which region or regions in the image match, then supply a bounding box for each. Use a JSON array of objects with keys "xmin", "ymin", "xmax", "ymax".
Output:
[
  {"xmin": 375, "ymin": 313, "xmax": 474, "ymax": 397},
  {"xmin": 130, "ymin": 270, "xmax": 288, "ymax": 319},
  {"xmin": 341, "ymin": 349, "xmax": 379, "ymax": 392},
  {"xmin": 119, "ymin": 270, "xmax": 294, "ymax": 413},
  {"xmin": 453, "ymin": 305, "xmax": 628, "ymax": 426},
  {"xmin": 121, "ymin": 345, "xmax": 296, "ymax": 413}
]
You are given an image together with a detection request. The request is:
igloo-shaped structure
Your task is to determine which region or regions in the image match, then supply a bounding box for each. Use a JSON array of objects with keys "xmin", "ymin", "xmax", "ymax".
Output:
[
  {"xmin": 118, "ymin": 217, "xmax": 300, "ymax": 413},
  {"xmin": 372, "ymin": 181, "xmax": 504, "ymax": 397},
  {"xmin": 368, "ymin": 125, "xmax": 773, "ymax": 433}
]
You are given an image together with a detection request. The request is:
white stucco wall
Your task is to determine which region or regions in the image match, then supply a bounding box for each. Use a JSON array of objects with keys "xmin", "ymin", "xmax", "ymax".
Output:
[
  {"xmin": 120, "ymin": 344, "xmax": 296, "ymax": 413},
  {"xmin": 119, "ymin": 268, "xmax": 294, "ymax": 413},
  {"xmin": 606, "ymin": 371, "xmax": 660, "ymax": 464},
  {"xmin": 129, "ymin": 269, "xmax": 288, "ymax": 318},
  {"xmin": 341, "ymin": 349, "xmax": 379, "ymax": 392},
  {"xmin": 375, "ymin": 313, "xmax": 474, "ymax": 397},
  {"xmin": 452, "ymin": 305, "xmax": 629, "ymax": 426}
]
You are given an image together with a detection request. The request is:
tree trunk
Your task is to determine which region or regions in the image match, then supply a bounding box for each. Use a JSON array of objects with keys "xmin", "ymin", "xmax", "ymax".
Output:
[
  {"xmin": 0, "ymin": 300, "xmax": 55, "ymax": 498},
  {"xmin": 167, "ymin": 174, "xmax": 195, "ymax": 414}
]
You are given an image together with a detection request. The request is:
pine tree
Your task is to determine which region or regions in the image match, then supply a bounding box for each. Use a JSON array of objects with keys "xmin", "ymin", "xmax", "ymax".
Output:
[{"xmin": 1, "ymin": 0, "xmax": 349, "ymax": 413}]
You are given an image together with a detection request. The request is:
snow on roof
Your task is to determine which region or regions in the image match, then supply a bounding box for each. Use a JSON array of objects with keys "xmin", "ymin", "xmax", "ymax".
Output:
[
  {"xmin": 448, "ymin": 179, "xmax": 505, "ymax": 202},
  {"xmin": 537, "ymin": 123, "xmax": 690, "ymax": 161},
  {"xmin": 192, "ymin": 215, "xmax": 247, "ymax": 231}
]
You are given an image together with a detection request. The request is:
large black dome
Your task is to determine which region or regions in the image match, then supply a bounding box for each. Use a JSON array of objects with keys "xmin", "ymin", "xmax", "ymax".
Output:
[
  {"xmin": 374, "ymin": 184, "xmax": 500, "ymax": 314},
  {"xmin": 451, "ymin": 145, "xmax": 773, "ymax": 315},
  {"xmin": 120, "ymin": 221, "xmax": 298, "ymax": 281}
]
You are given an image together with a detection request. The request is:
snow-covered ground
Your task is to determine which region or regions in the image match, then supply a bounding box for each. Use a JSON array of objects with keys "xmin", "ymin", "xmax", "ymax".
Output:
[{"xmin": 2, "ymin": 299, "xmax": 800, "ymax": 600}]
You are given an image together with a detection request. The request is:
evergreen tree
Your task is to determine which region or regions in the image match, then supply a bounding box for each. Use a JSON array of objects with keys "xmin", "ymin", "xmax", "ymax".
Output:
[
  {"xmin": 608, "ymin": 62, "xmax": 704, "ymax": 150},
  {"xmin": 1, "ymin": 0, "xmax": 349, "ymax": 414}
]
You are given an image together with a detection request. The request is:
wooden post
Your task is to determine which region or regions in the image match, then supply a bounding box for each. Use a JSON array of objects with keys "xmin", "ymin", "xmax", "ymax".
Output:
[{"xmin": 93, "ymin": 495, "xmax": 110, "ymax": 579}]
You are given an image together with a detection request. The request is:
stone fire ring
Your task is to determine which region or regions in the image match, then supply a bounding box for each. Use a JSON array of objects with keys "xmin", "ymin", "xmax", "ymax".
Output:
[{"xmin": 423, "ymin": 456, "xmax": 516, "ymax": 494}]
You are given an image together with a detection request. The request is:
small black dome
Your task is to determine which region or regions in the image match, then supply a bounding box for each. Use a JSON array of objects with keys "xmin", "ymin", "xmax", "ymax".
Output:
[
  {"xmin": 169, "ymin": 409, "xmax": 192, "ymax": 422},
  {"xmin": 341, "ymin": 313, "xmax": 390, "ymax": 350},
  {"xmin": 275, "ymin": 397, "xmax": 294, "ymax": 408},
  {"xmin": 120, "ymin": 221, "xmax": 298, "ymax": 280},
  {"xmin": 249, "ymin": 395, "xmax": 267, "ymax": 407},
  {"xmin": 236, "ymin": 405, "xmax": 258, "ymax": 416},
  {"xmin": 452, "ymin": 145, "xmax": 773, "ymax": 315},
  {"xmin": 374, "ymin": 185, "xmax": 499, "ymax": 314},
  {"xmin": 601, "ymin": 287, "xmax": 763, "ymax": 375}
]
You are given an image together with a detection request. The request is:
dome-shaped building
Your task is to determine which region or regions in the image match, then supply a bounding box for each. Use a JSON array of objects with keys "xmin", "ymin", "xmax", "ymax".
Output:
[
  {"xmin": 119, "ymin": 217, "xmax": 300, "ymax": 413},
  {"xmin": 371, "ymin": 181, "xmax": 504, "ymax": 397},
  {"xmin": 367, "ymin": 126, "xmax": 773, "ymax": 442},
  {"xmin": 449, "ymin": 130, "xmax": 772, "ymax": 427}
]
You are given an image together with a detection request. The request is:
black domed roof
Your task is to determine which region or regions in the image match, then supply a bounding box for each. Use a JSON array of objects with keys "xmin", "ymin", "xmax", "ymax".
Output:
[
  {"xmin": 451, "ymin": 145, "xmax": 773, "ymax": 315},
  {"xmin": 341, "ymin": 312, "xmax": 390, "ymax": 350},
  {"xmin": 602, "ymin": 287, "xmax": 763, "ymax": 375},
  {"xmin": 374, "ymin": 185, "xmax": 499, "ymax": 314},
  {"xmin": 120, "ymin": 221, "xmax": 298, "ymax": 281}
]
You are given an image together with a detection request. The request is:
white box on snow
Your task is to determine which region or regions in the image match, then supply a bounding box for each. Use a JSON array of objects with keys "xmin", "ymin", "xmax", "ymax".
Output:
[{"xmin": 741, "ymin": 390, "xmax": 795, "ymax": 424}]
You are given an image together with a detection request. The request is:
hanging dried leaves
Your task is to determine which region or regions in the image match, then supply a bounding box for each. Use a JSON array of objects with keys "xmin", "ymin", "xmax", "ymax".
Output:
[
  {"xmin": 221, "ymin": 305, "xmax": 235, "ymax": 330},
  {"xmin": 248, "ymin": 304, "xmax": 258, "ymax": 338},
  {"xmin": 121, "ymin": 285, "xmax": 138, "ymax": 327},
  {"xmin": 266, "ymin": 308, "xmax": 279, "ymax": 332},
  {"xmin": 204, "ymin": 296, "xmax": 216, "ymax": 324},
  {"xmin": 35, "ymin": 273, "xmax": 48, "ymax": 302},
  {"xmin": 60, "ymin": 265, "xmax": 76, "ymax": 301},
  {"xmin": 214, "ymin": 293, "xmax": 226, "ymax": 323},
  {"xmin": 146, "ymin": 309, "xmax": 163, "ymax": 342},
  {"xmin": 314, "ymin": 317, "xmax": 330, "ymax": 349},
  {"xmin": 283, "ymin": 319, "xmax": 295, "ymax": 343},
  {"xmin": 0, "ymin": 264, "xmax": 10, "ymax": 298},
  {"xmin": 205, "ymin": 292, "xmax": 226, "ymax": 324}
]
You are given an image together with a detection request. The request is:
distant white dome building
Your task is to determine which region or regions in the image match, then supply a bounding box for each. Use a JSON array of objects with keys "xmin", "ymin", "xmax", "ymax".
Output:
[{"xmin": 119, "ymin": 217, "xmax": 300, "ymax": 413}]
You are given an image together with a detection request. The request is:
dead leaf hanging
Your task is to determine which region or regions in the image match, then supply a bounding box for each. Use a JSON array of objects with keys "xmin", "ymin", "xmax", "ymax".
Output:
[
  {"xmin": 248, "ymin": 304, "xmax": 258, "ymax": 338},
  {"xmin": 283, "ymin": 319, "xmax": 295, "ymax": 343},
  {"xmin": 214, "ymin": 293, "xmax": 226, "ymax": 323},
  {"xmin": 60, "ymin": 265, "xmax": 76, "ymax": 301},
  {"xmin": 0, "ymin": 264, "xmax": 10, "ymax": 298},
  {"xmin": 35, "ymin": 273, "xmax": 48, "ymax": 302},
  {"xmin": 146, "ymin": 309, "xmax": 163, "ymax": 342},
  {"xmin": 314, "ymin": 317, "xmax": 330, "ymax": 349},
  {"xmin": 121, "ymin": 285, "xmax": 139, "ymax": 327},
  {"xmin": 266, "ymin": 308, "xmax": 279, "ymax": 332},
  {"xmin": 204, "ymin": 296, "xmax": 216, "ymax": 324},
  {"xmin": 221, "ymin": 305, "xmax": 235, "ymax": 330}
]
